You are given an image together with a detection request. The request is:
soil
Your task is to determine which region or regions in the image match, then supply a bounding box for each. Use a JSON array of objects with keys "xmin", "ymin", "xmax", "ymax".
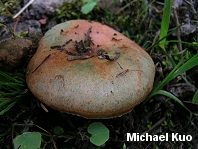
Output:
[{"xmin": 0, "ymin": 0, "xmax": 198, "ymax": 149}]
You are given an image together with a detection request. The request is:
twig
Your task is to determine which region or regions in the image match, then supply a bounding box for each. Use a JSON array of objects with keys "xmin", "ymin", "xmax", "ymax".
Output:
[
  {"xmin": 67, "ymin": 55, "xmax": 93, "ymax": 61},
  {"xmin": 116, "ymin": 61, "xmax": 123, "ymax": 69},
  {"xmin": 50, "ymin": 39, "xmax": 72, "ymax": 51},
  {"xmin": 13, "ymin": 16, "xmax": 21, "ymax": 33},
  {"xmin": 32, "ymin": 54, "xmax": 51, "ymax": 73},
  {"xmin": 141, "ymin": 117, "xmax": 165, "ymax": 135},
  {"xmin": 97, "ymin": 49, "xmax": 121, "ymax": 61},
  {"xmin": 116, "ymin": 69, "xmax": 129, "ymax": 77},
  {"xmin": 84, "ymin": 26, "xmax": 92, "ymax": 46},
  {"xmin": 184, "ymin": 0, "xmax": 196, "ymax": 13},
  {"xmin": 13, "ymin": 0, "xmax": 36, "ymax": 19},
  {"xmin": 173, "ymin": 8, "xmax": 183, "ymax": 59}
]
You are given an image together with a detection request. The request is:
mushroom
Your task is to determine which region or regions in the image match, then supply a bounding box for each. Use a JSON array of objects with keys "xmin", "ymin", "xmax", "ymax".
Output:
[{"xmin": 26, "ymin": 20, "xmax": 155, "ymax": 119}]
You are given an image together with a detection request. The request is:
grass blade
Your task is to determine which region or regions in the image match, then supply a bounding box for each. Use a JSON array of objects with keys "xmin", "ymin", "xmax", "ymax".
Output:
[
  {"xmin": 192, "ymin": 90, "xmax": 198, "ymax": 104},
  {"xmin": 150, "ymin": 90, "xmax": 191, "ymax": 113},
  {"xmin": 170, "ymin": 54, "xmax": 198, "ymax": 79},
  {"xmin": 159, "ymin": 0, "xmax": 173, "ymax": 48},
  {"xmin": 0, "ymin": 69, "xmax": 28, "ymax": 115},
  {"xmin": 146, "ymin": 24, "xmax": 182, "ymax": 51},
  {"xmin": 0, "ymin": 99, "xmax": 18, "ymax": 115},
  {"xmin": 146, "ymin": 54, "xmax": 198, "ymax": 102}
]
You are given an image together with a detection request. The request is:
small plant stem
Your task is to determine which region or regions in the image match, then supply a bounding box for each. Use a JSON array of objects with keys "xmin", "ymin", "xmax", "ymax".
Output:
[
  {"xmin": 146, "ymin": 24, "xmax": 183, "ymax": 53},
  {"xmin": 115, "ymin": 1, "xmax": 133, "ymax": 14},
  {"xmin": 173, "ymin": 8, "xmax": 183, "ymax": 59},
  {"xmin": 13, "ymin": 16, "xmax": 21, "ymax": 33},
  {"xmin": 141, "ymin": 117, "xmax": 165, "ymax": 135},
  {"xmin": 0, "ymin": 0, "xmax": 13, "ymax": 16},
  {"xmin": 104, "ymin": 0, "xmax": 115, "ymax": 23},
  {"xmin": 137, "ymin": 0, "xmax": 155, "ymax": 20}
]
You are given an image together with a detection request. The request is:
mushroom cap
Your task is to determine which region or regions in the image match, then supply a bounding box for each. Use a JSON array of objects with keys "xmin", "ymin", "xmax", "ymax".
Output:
[{"xmin": 26, "ymin": 20, "xmax": 155, "ymax": 119}]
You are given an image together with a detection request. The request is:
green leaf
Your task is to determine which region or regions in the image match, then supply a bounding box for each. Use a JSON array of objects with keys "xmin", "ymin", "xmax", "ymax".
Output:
[
  {"xmin": 0, "ymin": 99, "xmax": 18, "ymax": 115},
  {"xmin": 81, "ymin": 2, "xmax": 97, "ymax": 14},
  {"xmin": 13, "ymin": 132, "xmax": 41, "ymax": 149},
  {"xmin": 0, "ymin": 69, "xmax": 27, "ymax": 115},
  {"xmin": 145, "ymin": 54, "xmax": 198, "ymax": 107},
  {"xmin": 146, "ymin": 24, "xmax": 182, "ymax": 51},
  {"xmin": 150, "ymin": 90, "xmax": 191, "ymax": 113},
  {"xmin": 159, "ymin": 0, "xmax": 173, "ymax": 48},
  {"xmin": 54, "ymin": 126, "xmax": 64, "ymax": 135},
  {"xmin": 192, "ymin": 90, "xmax": 198, "ymax": 104},
  {"xmin": 88, "ymin": 122, "xmax": 109, "ymax": 146},
  {"xmin": 171, "ymin": 54, "xmax": 198, "ymax": 79},
  {"xmin": 156, "ymin": 54, "xmax": 197, "ymax": 92}
]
